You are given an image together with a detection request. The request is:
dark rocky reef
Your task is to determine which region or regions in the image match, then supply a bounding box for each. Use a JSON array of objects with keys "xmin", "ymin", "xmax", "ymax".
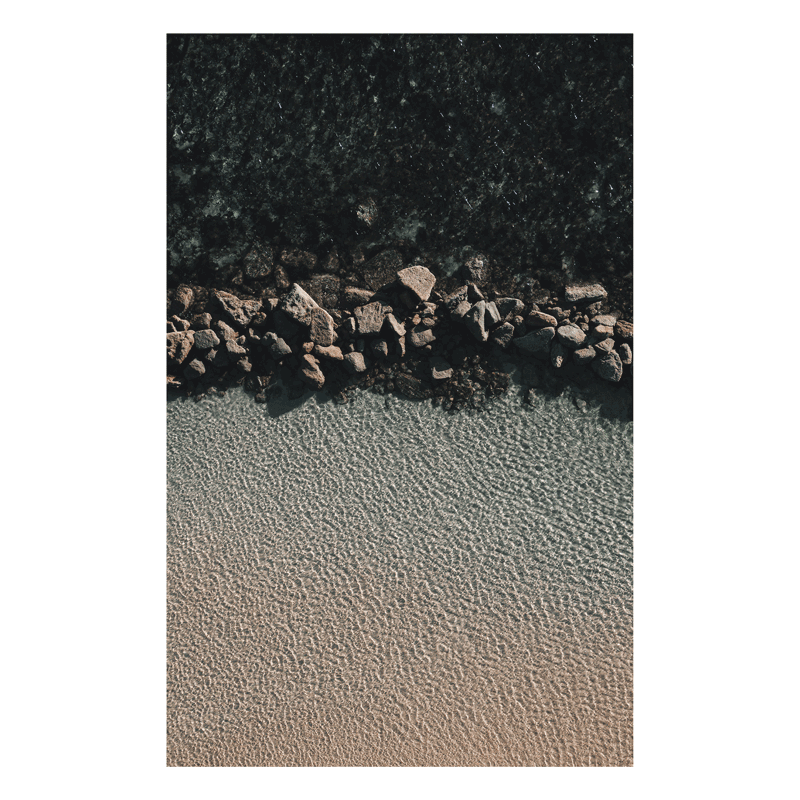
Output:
[{"xmin": 168, "ymin": 34, "xmax": 633, "ymax": 322}]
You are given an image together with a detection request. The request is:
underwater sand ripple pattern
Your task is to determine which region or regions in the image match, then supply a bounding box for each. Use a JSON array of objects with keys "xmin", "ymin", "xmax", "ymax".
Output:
[{"xmin": 167, "ymin": 382, "xmax": 632, "ymax": 766}]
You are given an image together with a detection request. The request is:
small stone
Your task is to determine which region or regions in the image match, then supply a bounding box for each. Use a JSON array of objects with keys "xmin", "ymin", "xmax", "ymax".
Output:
[
  {"xmin": 484, "ymin": 301, "xmax": 501, "ymax": 328},
  {"xmin": 214, "ymin": 320, "xmax": 239, "ymax": 341},
  {"xmin": 514, "ymin": 327, "xmax": 555, "ymax": 354},
  {"xmin": 343, "ymin": 351, "xmax": 367, "ymax": 373},
  {"xmin": 592, "ymin": 350, "xmax": 623, "ymax": 382},
  {"xmin": 263, "ymin": 332, "xmax": 292, "ymax": 359},
  {"xmin": 342, "ymin": 287, "xmax": 375, "ymax": 308},
  {"xmin": 299, "ymin": 354, "xmax": 325, "ymax": 389},
  {"xmin": 193, "ymin": 329, "xmax": 220, "ymax": 350},
  {"xmin": 556, "ymin": 323, "xmax": 587, "ymax": 350},
  {"xmin": 593, "ymin": 325, "xmax": 614, "ymax": 339},
  {"xmin": 396, "ymin": 265, "xmax": 436, "ymax": 302},
  {"xmin": 594, "ymin": 337, "xmax": 615, "ymax": 354},
  {"xmin": 371, "ymin": 339, "xmax": 389, "ymax": 358},
  {"xmin": 490, "ymin": 321, "xmax": 515, "ymax": 349},
  {"xmin": 615, "ymin": 320, "xmax": 634, "ymax": 341},
  {"xmin": 565, "ymin": 284, "xmax": 607, "ymax": 304},
  {"xmin": 430, "ymin": 356, "xmax": 453, "ymax": 381},
  {"xmin": 172, "ymin": 285, "xmax": 194, "ymax": 316},
  {"xmin": 409, "ymin": 325, "xmax": 436, "ymax": 348},
  {"xmin": 591, "ymin": 314, "xmax": 617, "ymax": 328},
  {"xmin": 383, "ymin": 313, "xmax": 406, "ymax": 337},
  {"xmin": 452, "ymin": 300, "xmax": 472, "ymax": 320},
  {"xmin": 525, "ymin": 311, "xmax": 558, "ymax": 329},
  {"xmin": 465, "ymin": 301, "xmax": 488, "ymax": 342},
  {"xmin": 619, "ymin": 343, "xmax": 633, "ymax": 365},
  {"xmin": 224, "ymin": 339, "xmax": 247, "ymax": 361},
  {"xmin": 279, "ymin": 283, "xmax": 319, "ymax": 325},
  {"xmin": 550, "ymin": 341, "xmax": 567, "ymax": 368},
  {"xmin": 213, "ymin": 290, "xmax": 262, "ymax": 327},
  {"xmin": 183, "ymin": 358, "xmax": 205, "ymax": 379},
  {"xmin": 573, "ymin": 346, "xmax": 597, "ymax": 365},
  {"xmin": 495, "ymin": 297, "xmax": 524, "ymax": 319},
  {"xmin": 192, "ymin": 312, "xmax": 212, "ymax": 330},
  {"xmin": 354, "ymin": 302, "xmax": 387, "ymax": 335},
  {"xmin": 313, "ymin": 344, "xmax": 344, "ymax": 361},
  {"xmin": 308, "ymin": 307, "xmax": 337, "ymax": 347},
  {"xmin": 167, "ymin": 331, "xmax": 195, "ymax": 366}
]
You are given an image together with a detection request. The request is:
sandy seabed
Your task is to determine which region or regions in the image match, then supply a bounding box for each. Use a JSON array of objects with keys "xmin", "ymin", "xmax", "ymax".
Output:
[{"xmin": 167, "ymin": 374, "xmax": 633, "ymax": 766}]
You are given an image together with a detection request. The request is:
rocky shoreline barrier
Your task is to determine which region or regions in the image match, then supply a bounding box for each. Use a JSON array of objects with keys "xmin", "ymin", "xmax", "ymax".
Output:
[{"xmin": 167, "ymin": 252, "xmax": 632, "ymax": 411}]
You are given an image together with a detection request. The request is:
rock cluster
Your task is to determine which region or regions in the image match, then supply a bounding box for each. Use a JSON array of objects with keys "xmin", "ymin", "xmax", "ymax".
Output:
[{"xmin": 167, "ymin": 267, "xmax": 632, "ymax": 408}]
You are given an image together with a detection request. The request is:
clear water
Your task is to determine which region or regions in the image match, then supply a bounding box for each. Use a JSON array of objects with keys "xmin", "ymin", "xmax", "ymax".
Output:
[{"xmin": 167, "ymin": 375, "xmax": 633, "ymax": 766}]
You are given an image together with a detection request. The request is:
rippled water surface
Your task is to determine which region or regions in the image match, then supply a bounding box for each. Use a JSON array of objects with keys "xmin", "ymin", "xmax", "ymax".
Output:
[{"xmin": 167, "ymin": 379, "xmax": 633, "ymax": 766}]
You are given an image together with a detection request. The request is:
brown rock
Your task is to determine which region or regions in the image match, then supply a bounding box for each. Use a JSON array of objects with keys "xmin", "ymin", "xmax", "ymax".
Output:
[
  {"xmin": 396, "ymin": 265, "xmax": 436, "ymax": 302},
  {"xmin": 308, "ymin": 307, "xmax": 337, "ymax": 347},
  {"xmin": 342, "ymin": 287, "xmax": 375, "ymax": 308},
  {"xmin": 279, "ymin": 283, "xmax": 319, "ymax": 325},
  {"xmin": 409, "ymin": 325, "xmax": 436, "ymax": 348},
  {"xmin": 213, "ymin": 290, "xmax": 262, "ymax": 327},
  {"xmin": 167, "ymin": 331, "xmax": 195, "ymax": 366},
  {"xmin": 383, "ymin": 313, "xmax": 406, "ymax": 337},
  {"xmin": 343, "ymin": 351, "xmax": 367, "ymax": 373},
  {"xmin": 194, "ymin": 329, "xmax": 220, "ymax": 350},
  {"xmin": 526, "ymin": 311, "xmax": 558, "ymax": 329},
  {"xmin": 183, "ymin": 358, "xmax": 205, "ymax": 379},
  {"xmin": 565, "ymin": 284, "xmax": 607, "ymax": 304},
  {"xmin": 573, "ymin": 346, "xmax": 596, "ymax": 365},
  {"xmin": 615, "ymin": 320, "xmax": 634, "ymax": 341},
  {"xmin": 299, "ymin": 354, "xmax": 325, "ymax": 389},
  {"xmin": 172, "ymin": 285, "xmax": 194, "ymax": 316},
  {"xmin": 302, "ymin": 274, "xmax": 341, "ymax": 309},
  {"xmin": 619, "ymin": 343, "xmax": 633, "ymax": 365},
  {"xmin": 313, "ymin": 344, "xmax": 344, "ymax": 361},
  {"xmin": 354, "ymin": 302, "xmax": 387, "ymax": 335},
  {"xmin": 555, "ymin": 323, "xmax": 587, "ymax": 350}
]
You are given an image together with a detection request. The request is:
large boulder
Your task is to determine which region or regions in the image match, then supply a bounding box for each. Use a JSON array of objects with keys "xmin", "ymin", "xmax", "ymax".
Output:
[
  {"xmin": 279, "ymin": 283, "xmax": 319, "ymax": 325},
  {"xmin": 396, "ymin": 265, "xmax": 436, "ymax": 303}
]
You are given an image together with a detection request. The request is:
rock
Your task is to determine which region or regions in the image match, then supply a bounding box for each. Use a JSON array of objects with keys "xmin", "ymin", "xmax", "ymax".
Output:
[
  {"xmin": 193, "ymin": 329, "xmax": 220, "ymax": 350},
  {"xmin": 397, "ymin": 336, "xmax": 406, "ymax": 357},
  {"xmin": 573, "ymin": 346, "xmax": 596, "ymax": 365},
  {"xmin": 495, "ymin": 297, "xmax": 524, "ymax": 319},
  {"xmin": 363, "ymin": 249, "xmax": 403, "ymax": 290},
  {"xmin": 592, "ymin": 350, "xmax": 623, "ymax": 382},
  {"xmin": 243, "ymin": 243, "xmax": 273, "ymax": 278},
  {"xmin": 192, "ymin": 312, "xmax": 212, "ymax": 329},
  {"xmin": 263, "ymin": 331, "xmax": 292, "ymax": 359},
  {"xmin": 452, "ymin": 299, "xmax": 472, "ymax": 320},
  {"xmin": 443, "ymin": 284, "xmax": 469, "ymax": 313},
  {"xmin": 594, "ymin": 337, "xmax": 615, "ymax": 354},
  {"xmin": 308, "ymin": 307, "xmax": 337, "ymax": 346},
  {"xmin": 565, "ymin": 283, "xmax": 607, "ymax": 304},
  {"xmin": 342, "ymin": 286, "xmax": 375, "ymax": 308},
  {"xmin": 619, "ymin": 343, "xmax": 633, "ymax": 365},
  {"xmin": 395, "ymin": 373, "xmax": 432, "ymax": 399},
  {"xmin": 183, "ymin": 358, "xmax": 205, "ymax": 379},
  {"xmin": 167, "ymin": 320, "xmax": 177, "ymax": 333},
  {"xmin": 167, "ymin": 331, "xmax": 195, "ymax": 365},
  {"xmin": 484, "ymin": 301, "xmax": 501, "ymax": 328},
  {"xmin": 551, "ymin": 340, "xmax": 568, "ymax": 368},
  {"xmin": 556, "ymin": 323, "xmax": 587, "ymax": 349},
  {"xmin": 302, "ymin": 274, "xmax": 341, "ymax": 309},
  {"xmin": 213, "ymin": 320, "xmax": 239, "ymax": 342},
  {"xmin": 213, "ymin": 289, "xmax": 262, "ymax": 327},
  {"xmin": 172, "ymin": 284, "xmax": 194, "ymax": 316},
  {"xmin": 273, "ymin": 264, "xmax": 291, "ymax": 289},
  {"xmin": 354, "ymin": 302, "xmax": 387, "ymax": 335},
  {"xmin": 313, "ymin": 344, "xmax": 344, "ymax": 361},
  {"xmin": 321, "ymin": 249, "xmax": 340, "ymax": 274},
  {"xmin": 462, "ymin": 253, "xmax": 490, "ymax": 284},
  {"xmin": 280, "ymin": 248, "xmax": 317, "ymax": 275},
  {"xmin": 591, "ymin": 314, "xmax": 617, "ymax": 328},
  {"xmin": 340, "ymin": 317, "xmax": 357, "ymax": 336},
  {"xmin": 593, "ymin": 325, "xmax": 614, "ymax": 339},
  {"xmin": 467, "ymin": 283, "xmax": 485, "ymax": 302},
  {"xmin": 237, "ymin": 357, "xmax": 252, "ymax": 372},
  {"xmin": 420, "ymin": 302, "xmax": 438, "ymax": 317},
  {"xmin": 514, "ymin": 327, "xmax": 555, "ymax": 354},
  {"xmin": 409, "ymin": 325, "xmax": 436, "ymax": 348},
  {"xmin": 525, "ymin": 311, "xmax": 558, "ymax": 329},
  {"xmin": 343, "ymin": 351, "xmax": 367, "ymax": 373},
  {"xmin": 371, "ymin": 339, "xmax": 389, "ymax": 358},
  {"xmin": 430, "ymin": 356, "xmax": 453, "ymax": 381},
  {"xmin": 397, "ymin": 265, "xmax": 436, "ymax": 302},
  {"xmin": 383, "ymin": 313, "xmax": 406, "ymax": 337},
  {"xmin": 225, "ymin": 339, "xmax": 247, "ymax": 361},
  {"xmin": 490, "ymin": 321, "xmax": 515, "ymax": 349},
  {"xmin": 170, "ymin": 315, "xmax": 190, "ymax": 331},
  {"xmin": 299, "ymin": 354, "xmax": 325, "ymax": 389},
  {"xmin": 279, "ymin": 283, "xmax": 319, "ymax": 325},
  {"xmin": 464, "ymin": 301, "xmax": 488, "ymax": 342},
  {"xmin": 615, "ymin": 320, "xmax": 634, "ymax": 341}
]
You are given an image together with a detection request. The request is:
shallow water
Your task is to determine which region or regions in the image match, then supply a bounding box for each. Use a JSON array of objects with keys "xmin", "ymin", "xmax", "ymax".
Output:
[{"xmin": 167, "ymin": 378, "xmax": 633, "ymax": 766}]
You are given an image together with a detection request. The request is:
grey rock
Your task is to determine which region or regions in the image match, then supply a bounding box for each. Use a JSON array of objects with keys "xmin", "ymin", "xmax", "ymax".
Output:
[
  {"xmin": 183, "ymin": 358, "xmax": 205, "ymax": 379},
  {"xmin": 193, "ymin": 329, "xmax": 220, "ymax": 350},
  {"xmin": 465, "ymin": 300, "xmax": 488, "ymax": 342},
  {"xmin": 525, "ymin": 311, "xmax": 558, "ymax": 329},
  {"xmin": 619, "ymin": 343, "xmax": 633, "ymax": 365},
  {"xmin": 592, "ymin": 349, "xmax": 623, "ymax": 382},
  {"xmin": 565, "ymin": 283, "xmax": 607, "ymax": 304},
  {"xmin": 192, "ymin": 312, "xmax": 212, "ymax": 330},
  {"xmin": 484, "ymin": 301, "xmax": 501, "ymax": 328},
  {"xmin": 490, "ymin": 321, "xmax": 515, "ymax": 349},
  {"xmin": 495, "ymin": 297, "xmax": 524, "ymax": 319},
  {"xmin": 167, "ymin": 331, "xmax": 195, "ymax": 365},
  {"xmin": 397, "ymin": 265, "xmax": 436, "ymax": 302},
  {"xmin": 551, "ymin": 340, "xmax": 568, "ymax": 368},
  {"xmin": 313, "ymin": 344, "xmax": 344, "ymax": 361},
  {"xmin": 514, "ymin": 327, "xmax": 555, "ymax": 354},
  {"xmin": 593, "ymin": 324, "xmax": 614, "ymax": 339},
  {"xmin": 172, "ymin": 285, "xmax": 194, "ymax": 316},
  {"xmin": 214, "ymin": 289, "xmax": 262, "ymax": 327},
  {"xmin": 430, "ymin": 356, "xmax": 453, "ymax": 381},
  {"xmin": 224, "ymin": 339, "xmax": 248, "ymax": 361},
  {"xmin": 214, "ymin": 320, "xmax": 239, "ymax": 341},
  {"xmin": 594, "ymin": 337, "xmax": 615, "ymax": 354},
  {"xmin": 409, "ymin": 324, "xmax": 436, "ymax": 348},
  {"xmin": 308, "ymin": 307, "xmax": 336, "ymax": 346},
  {"xmin": 573, "ymin": 346, "xmax": 596, "ymax": 365},
  {"xmin": 279, "ymin": 283, "xmax": 319, "ymax": 325},
  {"xmin": 342, "ymin": 287, "xmax": 375, "ymax": 308},
  {"xmin": 354, "ymin": 302, "xmax": 387, "ymax": 335},
  {"xmin": 371, "ymin": 339, "xmax": 389, "ymax": 358},
  {"xmin": 263, "ymin": 331, "xmax": 292, "ymax": 359},
  {"xmin": 591, "ymin": 314, "xmax": 617, "ymax": 328},
  {"xmin": 383, "ymin": 313, "xmax": 406, "ymax": 337},
  {"xmin": 452, "ymin": 299, "xmax": 472, "ymax": 320},
  {"xmin": 343, "ymin": 351, "xmax": 367, "ymax": 373},
  {"xmin": 556, "ymin": 323, "xmax": 587, "ymax": 349},
  {"xmin": 299, "ymin": 354, "xmax": 325, "ymax": 389}
]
